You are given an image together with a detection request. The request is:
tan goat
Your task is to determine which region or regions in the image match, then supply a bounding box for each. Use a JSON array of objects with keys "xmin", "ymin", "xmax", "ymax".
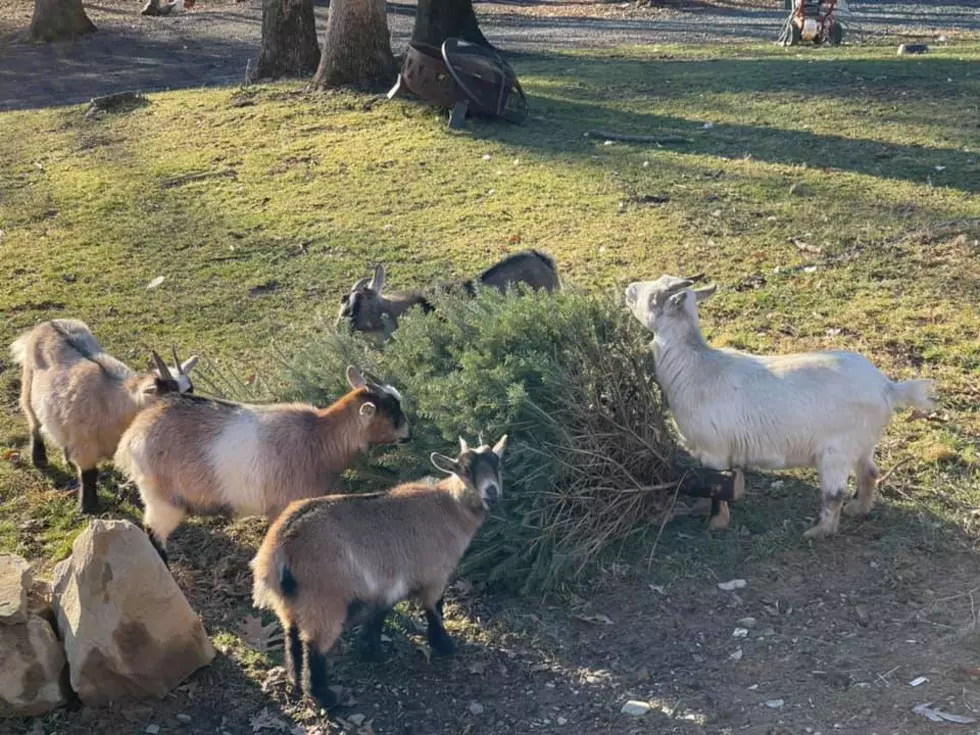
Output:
[
  {"xmin": 114, "ymin": 366, "xmax": 410, "ymax": 560},
  {"xmin": 251, "ymin": 434, "xmax": 508, "ymax": 710},
  {"xmin": 9, "ymin": 319, "xmax": 198, "ymax": 514}
]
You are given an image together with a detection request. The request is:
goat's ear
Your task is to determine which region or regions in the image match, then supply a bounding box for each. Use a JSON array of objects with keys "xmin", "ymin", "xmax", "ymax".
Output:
[
  {"xmin": 370, "ymin": 264, "xmax": 386, "ymax": 294},
  {"xmin": 492, "ymin": 434, "xmax": 508, "ymax": 459},
  {"xmin": 694, "ymin": 285, "xmax": 716, "ymax": 302},
  {"xmin": 181, "ymin": 355, "xmax": 199, "ymax": 374},
  {"xmin": 347, "ymin": 365, "xmax": 366, "ymax": 389},
  {"xmin": 430, "ymin": 452, "xmax": 459, "ymax": 475},
  {"xmin": 666, "ymin": 291, "xmax": 688, "ymax": 310},
  {"xmin": 359, "ymin": 401, "xmax": 376, "ymax": 418}
]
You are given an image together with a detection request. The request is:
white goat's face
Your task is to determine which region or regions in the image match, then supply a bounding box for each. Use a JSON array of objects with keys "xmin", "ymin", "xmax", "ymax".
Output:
[{"xmin": 625, "ymin": 275, "xmax": 716, "ymax": 333}]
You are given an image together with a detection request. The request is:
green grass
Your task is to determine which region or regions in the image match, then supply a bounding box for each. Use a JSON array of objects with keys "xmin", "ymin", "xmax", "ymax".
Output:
[{"xmin": 1, "ymin": 41, "xmax": 978, "ymax": 578}]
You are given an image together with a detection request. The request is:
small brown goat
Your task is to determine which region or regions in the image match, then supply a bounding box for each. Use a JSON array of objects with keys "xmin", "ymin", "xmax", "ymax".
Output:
[
  {"xmin": 9, "ymin": 319, "xmax": 198, "ymax": 513},
  {"xmin": 337, "ymin": 250, "xmax": 560, "ymax": 336},
  {"xmin": 114, "ymin": 366, "xmax": 410, "ymax": 560},
  {"xmin": 251, "ymin": 434, "xmax": 507, "ymax": 710}
]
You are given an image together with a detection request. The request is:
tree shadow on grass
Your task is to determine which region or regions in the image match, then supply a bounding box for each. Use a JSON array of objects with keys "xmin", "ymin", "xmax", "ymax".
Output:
[{"xmin": 474, "ymin": 51, "xmax": 980, "ymax": 194}]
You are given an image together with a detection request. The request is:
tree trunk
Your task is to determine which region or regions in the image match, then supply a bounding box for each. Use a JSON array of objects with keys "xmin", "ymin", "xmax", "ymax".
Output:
[
  {"xmin": 254, "ymin": 0, "xmax": 320, "ymax": 80},
  {"xmin": 312, "ymin": 0, "xmax": 396, "ymax": 89},
  {"xmin": 30, "ymin": 0, "xmax": 96, "ymax": 42},
  {"xmin": 412, "ymin": 0, "xmax": 491, "ymax": 49}
]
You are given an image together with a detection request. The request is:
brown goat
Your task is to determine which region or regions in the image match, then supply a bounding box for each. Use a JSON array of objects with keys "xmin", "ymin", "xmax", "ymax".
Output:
[
  {"xmin": 337, "ymin": 250, "xmax": 560, "ymax": 337},
  {"xmin": 9, "ymin": 319, "xmax": 198, "ymax": 513},
  {"xmin": 251, "ymin": 435, "xmax": 507, "ymax": 710},
  {"xmin": 114, "ymin": 366, "xmax": 410, "ymax": 560}
]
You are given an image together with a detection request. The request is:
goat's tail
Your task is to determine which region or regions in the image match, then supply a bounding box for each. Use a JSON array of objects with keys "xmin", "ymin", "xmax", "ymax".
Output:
[
  {"xmin": 888, "ymin": 379, "xmax": 936, "ymax": 412},
  {"xmin": 250, "ymin": 543, "xmax": 295, "ymax": 611},
  {"xmin": 9, "ymin": 333, "xmax": 31, "ymax": 366}
]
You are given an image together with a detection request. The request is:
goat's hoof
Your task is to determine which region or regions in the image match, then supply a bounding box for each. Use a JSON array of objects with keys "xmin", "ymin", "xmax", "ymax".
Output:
[
  {"xmin": 843, "ymin": 500, "xmax": 872, "ymax": 517},
  {"xmin": 803, "ymin": 524, "xmax": 837, "ymax": 540},
  {"xmin": 429, "ymin": 634, "xmax": 456, "ymax": 657},
  {"xmin": 732, "ymin": 470, "xmax": 746, "ymax": 502},
  {"xmin": 708, "ymin": 501, "xmax": 731, "ymax": 530}
]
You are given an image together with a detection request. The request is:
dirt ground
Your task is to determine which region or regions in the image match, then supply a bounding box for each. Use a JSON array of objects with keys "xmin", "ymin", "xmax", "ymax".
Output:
[{"xmin": 5, "ymin": 489, "xmax": 978, "ymax": 735}]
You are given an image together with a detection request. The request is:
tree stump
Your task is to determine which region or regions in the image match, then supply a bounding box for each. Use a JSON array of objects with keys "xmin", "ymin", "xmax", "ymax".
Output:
[
  {"xmin": 30, "ymin": 0, "xmax": 96, "ymax": 42},
  {"xmin": 412, "ymin": 0, "xmax": 491, "ymax": 49},
  {"xmin": 254, "ymin": 0, "xmax": 320, "ymax": 80},
  {"xmin": 312, "ymin": 0, "xmax": 396, "ymax": 89}
]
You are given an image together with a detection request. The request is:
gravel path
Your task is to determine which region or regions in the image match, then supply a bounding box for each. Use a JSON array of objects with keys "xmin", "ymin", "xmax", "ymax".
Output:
[{"xmin": 0, "ymin": 0, "xmax": 976, "ymax": 111}]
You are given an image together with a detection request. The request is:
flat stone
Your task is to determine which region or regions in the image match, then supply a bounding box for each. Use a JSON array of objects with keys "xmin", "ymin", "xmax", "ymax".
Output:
[
  {"xmin": 622, "ymin": 700, "xmax": 652, "ymax": 717},
  {"xmin": 0, "ymin": 555, "xmax": 31, "ymax": 626},
  {"xmin": 0, "ymin": 615, "xmax": 69, "ymax": 716}
]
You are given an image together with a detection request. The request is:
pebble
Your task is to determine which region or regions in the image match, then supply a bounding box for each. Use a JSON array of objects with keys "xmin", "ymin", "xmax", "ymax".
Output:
[
  {"xmin": 621, "ymin": 700, "xmax": 652, "ymax": 717},
  {"xmin": 718, "ymin": 579, "xmax": 747, "ymax": 591},
  {"xmin": 737, "ymin": 617, "xmax": 757, "ymax": 628},
  {"xmin": 557, "ymin": 717, "xmax": 568, "ymax": 725},
  {"xmin": 145, "ymin": 726, "xmax": 161, "ymax": 735},
  {"xmin": 348, "ymin": 714, "xmax": 366, "ymax": 726},
  {"xmin": 765, "ymin": 699, "xmax": 785, "ymax": 709},
  {"xmin": 469, "ymin": 702, "xmax": 485, "ymax": 716},
  {"xmin": 176, "ymin": 714, "xmax": 192, "ymax": 724},
  {"xmin": 732, "ymin": 628, "xmax": 749, "ymax": 638}
]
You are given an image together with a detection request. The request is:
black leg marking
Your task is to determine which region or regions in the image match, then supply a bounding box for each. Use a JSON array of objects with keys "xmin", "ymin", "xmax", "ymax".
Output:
[
  {"xmin": 79, "ymin": 469, "xmax": 100, "ymax": 514},
  {"xmin": 145, "ymin": 527, "xmax": 169, "ymax": 567},
  {"xmin": 359, "ymin": 607, "xmax": 389, "ymax": 662},
  {"xmin": 425, "ymin": 603, "xmax": 456, "ymax": 657},
  {"xmin": 709, "ymin": 497, "xmax": 721, "ymax": 518},
  {"xmin": 30, "ymin": 436, "xmax": 48, "ymax": 468},
  {"xmin": 285, "ymin": 625, "xmax": 303, "ymax": 686},
  {"xmin": 304, "ymin": 642, "xmax": 338, "ymax": 711}
]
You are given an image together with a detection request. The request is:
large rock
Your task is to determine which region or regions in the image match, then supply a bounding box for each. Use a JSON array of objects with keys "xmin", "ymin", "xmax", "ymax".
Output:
[
  {"xmin": 0, "ymin": 554, "xmax": 31, "ymax": 625},
  {"xmin": 0, "ymin": 615, "xmax": 69, "ymax": 717},
  {"xmin": 52, "ymin": 519, "xmax": 214, "ymax": 706}
]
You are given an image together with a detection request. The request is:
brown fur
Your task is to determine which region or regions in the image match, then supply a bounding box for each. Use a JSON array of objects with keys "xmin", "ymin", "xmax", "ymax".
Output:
[
  {"xmin": 254, "ymin": 477, "xmax": 485, "ymax": 640},
  {"xmin": 338, "ymin": 250, "xmax": 561, "ymax": 336},
  {"xmin": 250, "ymin": 436, "xmax": 506, "ymax": 708},
  {"xmin": 9, "ymin": 320, "xmax": 192, "ymax": 510},
  {"xmin": 114, "ymin": 375, "xmax": 409, "ymax": 548}
]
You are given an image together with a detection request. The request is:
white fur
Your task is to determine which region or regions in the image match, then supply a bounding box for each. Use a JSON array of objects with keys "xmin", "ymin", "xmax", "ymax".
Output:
[
  {"xmin": 625, "ymin": 275, "xmax": 936, "ymax": 537},
  {"xmin": 209, "ymin": 412, "xmax": 267, "ymax": 515}
]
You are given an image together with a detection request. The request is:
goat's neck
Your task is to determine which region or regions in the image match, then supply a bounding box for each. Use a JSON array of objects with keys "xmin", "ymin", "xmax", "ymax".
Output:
[
  {"xmin": 380, "ymin": 291, "xmax": 425, "ymax": 318},
  {"xmin": 440, "ymin": 476, "xmax": 487, "ymax": 535},
  {"xmin": 314, "ymin": 394, "xmax": 370, "ymax": 470},
  {"xmin": 652, "ymin": 320, "xmax": 715, "ymax": 402}
]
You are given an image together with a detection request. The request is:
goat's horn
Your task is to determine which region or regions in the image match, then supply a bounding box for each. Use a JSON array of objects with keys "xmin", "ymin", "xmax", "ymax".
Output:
[
  {"xmin": 685, "ymin": 272, "xmax": 706, "ymax": 283},
  {"xmin": 459, "ymin": 437, "xmax": 469, "ymax": 453},
  {"xmin": 172, "ymin": 344, "xmax": 183, "ymax": 375},
  {"xmin": 362, "ymin": 370, "xmax": 383, "ymax": 388},
  {"xmin": 478, "ymin": 431, "xmax": 485, "ymax": 447},
  {"xmin": 151, "ymin": 350, "xmax": 173, "ymax": 381},
  {"xmin": 352, "ymin": 276, "xmax": 371, "ymax": 291}
]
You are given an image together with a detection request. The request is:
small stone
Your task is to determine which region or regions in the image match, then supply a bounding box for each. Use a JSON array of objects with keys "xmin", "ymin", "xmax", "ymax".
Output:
[
  {"xmin": 621, "ymin": 700, "xmax": 652, "ymax": 717},
  {"xmin": 482, "ymin": 154, "xmax": 492, "ymax": 161},
  {"xmin": 348, "ymin": 714, "xmax": 366, "ymax": 726},
  {"xmin": 737, "ymin": 617, "xmax": 757, "ymax": 628},
  {"xmin": 854, "ymin": 605, "xmax": 870, "ymax": 627},
  {"xmin": 146, "ymin": 726, "xmax": 161, "ymax": 735},
  {"xmin": 469, "ymin": 702, "xmax": 485, "ymax": 716},
  {"xmin": 730, "ymin": 648, "xmax": 743, "ymax": 661},
  {"xmin": 765, "ymin": 699, "xmax": 785, "ymax": 709},
  {"xmin": 557, "ymin": 717, "xmax": 568, "ymax": 725},
  {"xmin": 176, "ymin": 714, "xmax": 192, "ymax": 724},
  {"xmin": 732, "ymin": 628, "xmax": 749, "ymax": 638},
  {"xmin": 718, "ymin": 579, "xmax": 747, "ymax": 591}
]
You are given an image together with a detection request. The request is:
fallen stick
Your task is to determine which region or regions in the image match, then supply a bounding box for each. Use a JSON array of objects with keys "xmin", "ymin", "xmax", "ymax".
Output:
[
  {"xmin": 161, "ymin": 168, "xmax": 238, "ymax": 189},
  {"xmin": 586, "ymin": 129, "xmax": 692, "ymax": 144}
]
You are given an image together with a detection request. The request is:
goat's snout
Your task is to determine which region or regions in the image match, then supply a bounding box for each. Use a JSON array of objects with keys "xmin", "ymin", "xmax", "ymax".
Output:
[{"xmin": 484, "ymin": 483, "xmax": 500, "ymax": 504}]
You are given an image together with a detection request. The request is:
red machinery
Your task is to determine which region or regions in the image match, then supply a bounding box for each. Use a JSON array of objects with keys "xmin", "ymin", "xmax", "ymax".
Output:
[{"xmin": 780, "ymin": 0, "xmax": 844, "ymax": 46}]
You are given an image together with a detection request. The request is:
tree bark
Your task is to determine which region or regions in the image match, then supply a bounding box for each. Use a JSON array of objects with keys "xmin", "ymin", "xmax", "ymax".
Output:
[
  {"xmin": 255, "ymin": 0, "xmax": 320, "ymax": 80},
  {"xmin": 30, "ymin": 0, "xmax": 96, "ymax": 42},
  {"xmin": 312, "ymin": 0, "xmax": 396, "ymax": 89},
  {"xmin": 411, "ymin": 0, "xmax": 491, "ymax": 49}
]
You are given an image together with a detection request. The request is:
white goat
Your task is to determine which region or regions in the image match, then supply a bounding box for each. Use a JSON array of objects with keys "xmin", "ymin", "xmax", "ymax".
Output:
[
  {"xmin": 10, "ymin": 319, "xmax": 198, "ymax": 514},
  {"xmin": 625, "ymin": 275, "xmax": 936, "ymax": 539}
]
